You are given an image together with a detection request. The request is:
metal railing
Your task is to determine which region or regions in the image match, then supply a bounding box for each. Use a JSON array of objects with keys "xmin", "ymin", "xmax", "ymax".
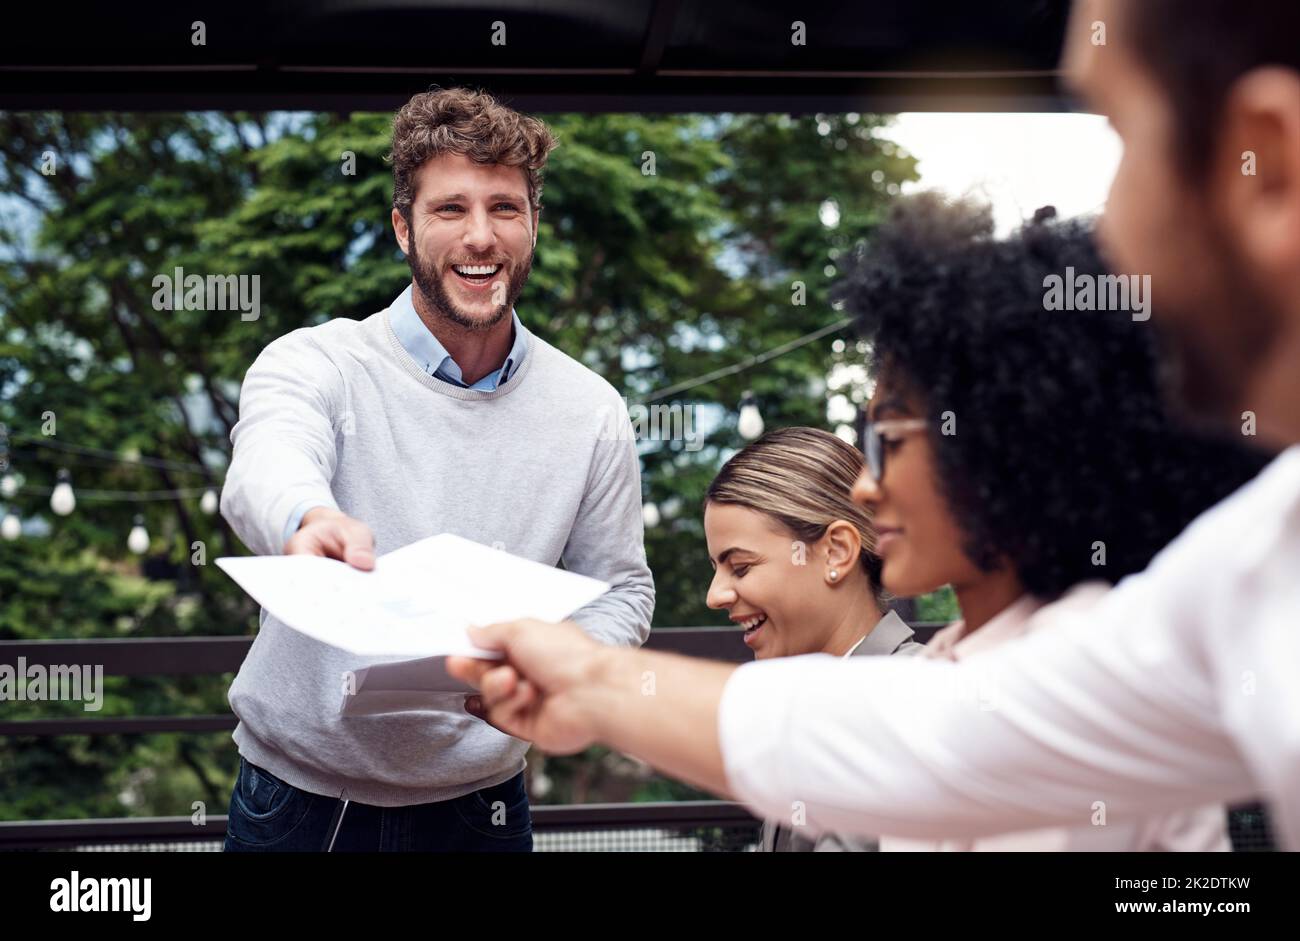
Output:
[
  {"xmin": 0, "ymin": 801, "xmax": 763, "ymax": 852},
  {"xmin": 0, "ymin": 626, "xmax": 933, "ymax": 851},
  {"xmin": 0, "ymin": 625, "xmax": 947, "ymax": 738},
  {"xmin": 1, "ymin": 623, "xmax": 1274, "ymax": 852}
]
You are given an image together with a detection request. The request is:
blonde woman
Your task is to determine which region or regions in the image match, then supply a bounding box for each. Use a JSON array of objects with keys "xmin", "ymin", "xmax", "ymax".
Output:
[{"xmin": 703, "ymin": 426, "xmax": 922, "ymax": 852}]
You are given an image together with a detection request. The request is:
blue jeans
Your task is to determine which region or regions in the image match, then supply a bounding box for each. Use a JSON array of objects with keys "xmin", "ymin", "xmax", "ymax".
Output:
[{"xmin": 223, "ymin": 757, "xmax": 533, "ymax": 852}]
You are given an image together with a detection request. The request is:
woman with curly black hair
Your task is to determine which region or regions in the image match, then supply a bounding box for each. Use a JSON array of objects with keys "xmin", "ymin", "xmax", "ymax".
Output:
[{"xmin": 835, "ymin": 192, "xmax": 1272, "ymax": 850}]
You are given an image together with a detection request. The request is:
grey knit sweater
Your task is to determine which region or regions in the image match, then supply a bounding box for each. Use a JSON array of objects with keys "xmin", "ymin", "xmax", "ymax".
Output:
[{"xmin": 219, "ymin": 292, "xmax": 654, "ymax": 805}]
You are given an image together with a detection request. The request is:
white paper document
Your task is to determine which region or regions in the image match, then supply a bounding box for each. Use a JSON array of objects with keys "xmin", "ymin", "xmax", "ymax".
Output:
[{"xmin": 216, "ymin": 533, "xmax": 610, "ymax": 715}]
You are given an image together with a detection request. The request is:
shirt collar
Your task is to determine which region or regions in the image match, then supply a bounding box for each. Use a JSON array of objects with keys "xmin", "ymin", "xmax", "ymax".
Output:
[
  {"xmin": 389, "ymin": 283, "xmax": 528, "ymax": 389},
  {"xmin": 843, "ymin": 609, "xmax": 917, "ymax": 658},
  {"xmin": 924, "ymin": 593, "xmax": 1045, "ymax": 661}
]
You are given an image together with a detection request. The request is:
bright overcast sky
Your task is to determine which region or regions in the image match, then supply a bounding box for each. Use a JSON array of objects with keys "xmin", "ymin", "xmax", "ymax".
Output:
[{"xmin": 886, "ymin": 112, "xmax": 1122, "ymax": 235}]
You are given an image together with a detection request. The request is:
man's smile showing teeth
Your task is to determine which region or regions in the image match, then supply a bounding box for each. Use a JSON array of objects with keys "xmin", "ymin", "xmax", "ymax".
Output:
[{"xmin": 452, "ymin": 263, "xmax": 502, "ymax": 283}]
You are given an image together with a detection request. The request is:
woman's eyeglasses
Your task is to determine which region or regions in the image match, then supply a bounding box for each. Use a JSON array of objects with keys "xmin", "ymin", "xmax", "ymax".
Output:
[{"xmin": 863, "ymin": 418, "xmax": 928, "ymax": 482}]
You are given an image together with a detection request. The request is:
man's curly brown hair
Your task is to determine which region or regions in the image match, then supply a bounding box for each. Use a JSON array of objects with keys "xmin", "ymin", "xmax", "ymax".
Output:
[{"xmin": 388, "ymin": 87, "xmax": 559, "ymax": 220}]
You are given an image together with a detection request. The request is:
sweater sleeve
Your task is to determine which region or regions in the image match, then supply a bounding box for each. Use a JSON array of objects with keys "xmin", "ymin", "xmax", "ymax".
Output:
[
  {"xmin": 562, "ymin": 391, "xmax": 655, "ymax": 648},
  {"xmin": 220, "ymin": 329, "xmax": 344, "ymax": 556}
]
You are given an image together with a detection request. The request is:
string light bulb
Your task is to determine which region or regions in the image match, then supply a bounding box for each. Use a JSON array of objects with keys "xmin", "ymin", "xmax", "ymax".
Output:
[
  {"xmin": 50, "ymin": 469, "xmax": 76, "ymax": 516},
  {"xmin": 127, "ymin": 514, "xmax": 150, "ymax": 554},
  {"xmin": 642, "ymin": 502, "xmax": 661, "ymax": 529},
  {"xmin": 738, "ymin": 391, "xmax": 764, "ymax": 440}
]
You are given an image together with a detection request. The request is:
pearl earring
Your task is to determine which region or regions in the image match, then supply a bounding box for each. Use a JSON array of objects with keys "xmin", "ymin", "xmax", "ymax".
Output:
[{"xmin": 829, "ymin": 569, "xmax": 838, "ymax": 582}]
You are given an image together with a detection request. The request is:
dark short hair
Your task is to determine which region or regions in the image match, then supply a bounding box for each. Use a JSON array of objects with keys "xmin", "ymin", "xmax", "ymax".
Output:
[
  {"xmin": 1125, "ymin": 0, "xmax": 1300, "ymax": 179},
  {"xmin": 834, "ymin": 192, "xmax": 1273, "ymax": 599}
]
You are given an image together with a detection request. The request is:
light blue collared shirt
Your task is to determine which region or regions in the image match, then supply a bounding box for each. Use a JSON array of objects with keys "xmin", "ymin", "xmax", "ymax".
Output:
[
  {"xmin": 388, "ymin": 284, "xmax": 528, "ymax": 392},
  {"xmin": 280, "ymin": 285, "xmax": 529, "ymax": 547}
]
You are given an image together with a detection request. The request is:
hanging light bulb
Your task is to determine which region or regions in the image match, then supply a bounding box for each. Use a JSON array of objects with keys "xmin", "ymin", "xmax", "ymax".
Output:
[
  {"xmin": 737, "ymin": 391, "xmax": 764, "ymax": 440},
  {"xmin": 50, "ymin": 469, "xmax": 76, "ymax": 516},
  {"xmin": 127, "ymin": 514, "xmax": 150, "ymax": 554},
  {"xmin": 1, "ymin": 512, "xmax": 20, "ymax": 541},
  {"xmin": 642, "ymin": 502, "xmax": 661, "ymax": 529},
  {"xmin": 200, "ymin": 488, "xmax": 219, "ymax": 515},
  {"xmin": 0, "ymin": 473, "xmax": 17, "ymax": 499}
]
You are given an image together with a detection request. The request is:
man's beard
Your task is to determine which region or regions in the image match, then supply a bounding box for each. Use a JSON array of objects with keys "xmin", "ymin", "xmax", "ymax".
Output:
[
  {"xmin": 1153, "ymin": 221, "xmax": 1282, "ymax": 430},
  {"xmin": 407, "ymin": 234, "xmax": 532, "ymax": 332}
]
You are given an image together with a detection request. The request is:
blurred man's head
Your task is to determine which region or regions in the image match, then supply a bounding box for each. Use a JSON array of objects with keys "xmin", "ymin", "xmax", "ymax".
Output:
[
  {"xmin": 1063, "ymin": 0, "xmax": 1300, "ymax": 443},
  {"xmin": 388, "ymin": 88, "xmax": 558, "ymax": 331}
]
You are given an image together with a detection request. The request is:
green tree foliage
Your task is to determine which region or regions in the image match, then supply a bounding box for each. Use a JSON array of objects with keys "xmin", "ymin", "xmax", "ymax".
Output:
[{"xmin": 0, "ymin": 109, "xmax": 916, "ymax": 817}]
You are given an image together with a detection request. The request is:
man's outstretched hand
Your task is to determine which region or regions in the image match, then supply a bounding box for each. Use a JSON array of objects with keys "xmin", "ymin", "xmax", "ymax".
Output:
[
  {"xmin": 284, "ymin": 506, "xmax": 376, "ymax": 570},
  {"xmin": 449, "ymin": 619, "xmax": 611, "ymax": 754}
]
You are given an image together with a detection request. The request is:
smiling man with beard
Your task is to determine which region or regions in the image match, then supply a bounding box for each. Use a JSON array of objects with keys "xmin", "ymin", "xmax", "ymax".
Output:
[
  {"xmin": 388, "ymin": 94, "xmax": 540, "ymax": 391},
  {"xmin": 218, "ymin": 88, "xmax": 655, "ymax": 852}
]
